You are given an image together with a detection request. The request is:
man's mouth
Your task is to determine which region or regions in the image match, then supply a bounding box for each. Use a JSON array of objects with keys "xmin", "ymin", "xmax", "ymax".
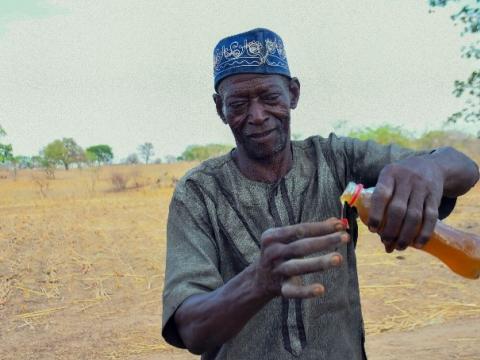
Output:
[{"xmin": 247, "ymin": 128, "xmax": 277, "ymax": 139}]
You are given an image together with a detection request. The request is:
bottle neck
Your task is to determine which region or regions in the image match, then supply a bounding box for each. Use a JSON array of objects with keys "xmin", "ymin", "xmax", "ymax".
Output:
[{"xmin": 348, "ymin": 183, "xmax": 364, "ymax": 207}]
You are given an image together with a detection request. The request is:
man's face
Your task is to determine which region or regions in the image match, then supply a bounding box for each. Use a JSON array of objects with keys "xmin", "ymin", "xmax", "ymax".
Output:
[{"xmin": 214, "ymin": 74, "xmax": 299, "ymax": 160}]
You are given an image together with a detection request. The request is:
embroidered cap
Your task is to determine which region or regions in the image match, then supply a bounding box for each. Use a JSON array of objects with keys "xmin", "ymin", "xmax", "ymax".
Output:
[{"xmin": 213, "ymin": 28, "xmax": 291, "ymax": 91}]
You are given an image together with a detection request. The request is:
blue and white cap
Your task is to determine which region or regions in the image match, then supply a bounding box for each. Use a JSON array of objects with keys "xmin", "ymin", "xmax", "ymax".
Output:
[{"xmin": 213, "ymin": 28, "xmax": 291, "ymax": 90}]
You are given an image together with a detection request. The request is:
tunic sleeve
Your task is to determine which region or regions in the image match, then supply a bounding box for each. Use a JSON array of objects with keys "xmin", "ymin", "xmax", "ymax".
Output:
[
  {"xmin": 328, "ymin": 134, "xmax": 456, "ymax": 219},
  {"xmin": 161, "ymin": 181, "xmax": 223, "ymax": 348}
]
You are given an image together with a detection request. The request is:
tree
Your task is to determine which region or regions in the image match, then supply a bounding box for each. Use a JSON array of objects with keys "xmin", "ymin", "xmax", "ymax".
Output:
[
  {"xmin": 86, "ymin": 145, "xmax": 113, "ymax": 165},
  {"xmin": 125, "ymin": 153, "xmax": 140, "ymax": 164},
  {"xmin": 13, "ymin": 155, "xmax": 34, "ymax": 169},
  {"xmin": 40, "ymin": 156, "xmax": 57, "ymax": 179},
  {"xmin": 138, "ymin": 142, "xmax": 154, "ymax": 164},
  {"xmin": 0, "ymin": 143, "xmax": 13, "ymax": 163},
  {"xmin": 63, "ymin": 138, "xmax": 86, "ymax": 168},
  {"xmin": 429, "ymin": 0, "xmax": 480, "ymax": 125},
  {"xmin": 43, "ymin": 138, "xmax": 85, "ymax": 170},
  {"xmin": 31, "ymin": 156, "xmax": 44, "ymax": 169},
  {"xmin": 179, "ymin": 144, "xmax": 233, "ymax": 161},
  {"xmin": 348, "ymin": 125, "xmax": 414, "ymax": 148},
  {"xmin": 0, "ymin": 125, "xmax": 13, "ymax": 164},
  {"xmin": 43, "ymin": 140, "xmax": 65, "ymax": 169},
  {"xmin": 9, "ymin": 155, "xmax": 29, "ymax": 180},
  {"xmin": 415, "ymin": 129, "xmax": 480, "ymax": 157}
]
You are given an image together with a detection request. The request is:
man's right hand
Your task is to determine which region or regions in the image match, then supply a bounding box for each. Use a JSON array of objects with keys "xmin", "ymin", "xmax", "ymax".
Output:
[{"xmin": 253, "ymin": 217, "xmax": 350, "ymax": 299}]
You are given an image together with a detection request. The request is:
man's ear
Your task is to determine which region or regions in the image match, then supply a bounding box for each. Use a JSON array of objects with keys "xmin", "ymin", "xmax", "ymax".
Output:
[
  {"xmin": 288, "ymin": 77, "xmax": 300, "ymax": 109},
  {"xmin": 213, "ymin": 93, "xmax": 227, "ymax": 124}
]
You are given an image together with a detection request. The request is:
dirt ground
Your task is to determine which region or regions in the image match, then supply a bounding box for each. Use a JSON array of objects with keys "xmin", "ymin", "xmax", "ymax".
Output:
[{"xmin": 0, "ymin": 164, "xmax": 479, "ymax": 359}]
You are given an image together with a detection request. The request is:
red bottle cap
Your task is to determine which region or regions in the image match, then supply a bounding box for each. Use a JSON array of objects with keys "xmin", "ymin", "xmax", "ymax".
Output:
[{"xmin": 348, "ymin": 183, "xmax": 364, "ymax": 207}]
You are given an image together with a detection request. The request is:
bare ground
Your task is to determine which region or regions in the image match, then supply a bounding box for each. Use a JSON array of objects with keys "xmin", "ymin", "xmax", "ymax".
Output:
[{"xmin": 0, "ymin": 165, "xmax": 479, "ymax": 359}]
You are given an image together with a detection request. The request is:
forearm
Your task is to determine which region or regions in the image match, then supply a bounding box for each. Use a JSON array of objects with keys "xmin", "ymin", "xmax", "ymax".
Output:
[
  {"xmin": 429, "ymin": 147, "xmax": 479, "ymax": 197},
  {"xmin": 174, "ymin": 262, "xmax": 271, "ymax": 355}
]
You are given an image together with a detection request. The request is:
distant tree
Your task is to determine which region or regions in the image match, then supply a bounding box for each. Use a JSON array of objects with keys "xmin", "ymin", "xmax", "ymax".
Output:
[
  {"xmin": 13, "ymin": 155, "xmax": 34, "ymax": 169},
  {"xmin": 85, "ymin": 150, "xmax": 97, "ymax": 165},
  {"xmin": 153, "ymin": 157, "xmax": 163, "ymax": 164},
  {"xmin": 9, "ymin": 156, "xmax": 27, "ymax": 180},
  {"xmin": 138, "ymin": 142, "xmax": 154, "ymax": 164},
  {"xmin": 86, "ymin": 145, "xmax": 113, "ymax": 165},
  {"xmin": 0, "ymin": 144, "xmax": 13, "ymax": 163},
  {"xmin": 35, "ymin": 153, "xmax": 56, "ymax": 179},
  {"xmin": 415, "ymin": 129, "xmax": 480, "ymax": 157},
  {"xmin": 31, "ymin": 155, "xmax": 44, "ymax": 169},
  {"xmin": 429, "ymin": 0, "xmax": 480, "ymax": 125},
  {"xmin": 179, "ymin": 144, "xmax": 233, "ymax": 161},
  {"xmin": 125, "ymin": 153, "xmax": 140, "ymax": 164},
  {"xmin": 43, "ymin": 140, "xmax": 67, "ymax": 169},
  {"xmin": 43, "ymin": 138, "xmax": 85, "ymax": 170},
  {"xmin": 0, "ymin": 125, "xmax": 13, "ymax": 164},
  {"xmin": 349, "ymin": 125, "xmax": 413, "ymax": 147},
  {"xmin": 64, "ymin": 138, "xmax": 86, "ymax": 168}
]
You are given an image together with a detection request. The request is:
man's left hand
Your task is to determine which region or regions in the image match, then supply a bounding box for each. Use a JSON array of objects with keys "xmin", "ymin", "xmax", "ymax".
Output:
[{"xmin": 367, "ymin": 155, "xmax": 444, "ymax": 252}]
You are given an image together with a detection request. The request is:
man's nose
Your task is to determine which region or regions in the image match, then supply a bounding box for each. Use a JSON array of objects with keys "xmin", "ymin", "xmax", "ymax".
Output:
[{"xmin": 247, "ymin": 99, "xmax": 268, "ymax": 125}]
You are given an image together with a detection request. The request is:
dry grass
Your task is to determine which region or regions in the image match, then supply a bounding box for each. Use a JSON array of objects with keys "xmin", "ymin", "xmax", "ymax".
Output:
[
  {"xmin": 0, "ymin": 161, "xmax": 478, "ymax": 359},
  {"xmin": 0, "ymin": 163, "xmax": 195, "ymax": 359}
]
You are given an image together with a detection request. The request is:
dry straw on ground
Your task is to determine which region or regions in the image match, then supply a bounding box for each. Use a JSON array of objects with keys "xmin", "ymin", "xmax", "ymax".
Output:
[{"xmin": 0, "ymin": 162, "xmax": 479, "ymax": 359}]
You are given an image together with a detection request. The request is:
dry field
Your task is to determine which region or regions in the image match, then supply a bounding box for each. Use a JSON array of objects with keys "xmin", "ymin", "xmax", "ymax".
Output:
[{"xmin": 0, "ymin": 163, "xmax": 479, "ymax": 360}]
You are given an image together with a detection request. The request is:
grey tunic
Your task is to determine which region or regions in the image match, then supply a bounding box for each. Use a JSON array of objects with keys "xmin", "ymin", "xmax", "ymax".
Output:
[{"xmin": 162, "ymin": 134, "xmax": 431, "ymax": 360}]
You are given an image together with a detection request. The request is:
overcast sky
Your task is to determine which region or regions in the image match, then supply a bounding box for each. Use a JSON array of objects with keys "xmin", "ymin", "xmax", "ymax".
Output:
[{"xmin": 0, "ymin": 0, "xmax": 476, "ymax": 161}]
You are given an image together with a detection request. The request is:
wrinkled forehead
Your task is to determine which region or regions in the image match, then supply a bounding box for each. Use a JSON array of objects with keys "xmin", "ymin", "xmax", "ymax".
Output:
[{"xmin": 218, "ymin": 74, "xmax": 288, "ymax": 97}]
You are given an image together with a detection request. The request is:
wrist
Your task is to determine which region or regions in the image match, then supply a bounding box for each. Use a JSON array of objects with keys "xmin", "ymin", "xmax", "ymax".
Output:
[
  {"xmin": 428, "ymin": 149, "xmax": 448, "ymax": 181},
  {"xmin": 248, "ymin": 261, "xmax": 277, "ymax": 303}
]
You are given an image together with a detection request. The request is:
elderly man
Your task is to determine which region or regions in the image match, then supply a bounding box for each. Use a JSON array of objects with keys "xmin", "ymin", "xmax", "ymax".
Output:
[{"xmin": 162, "ymin": 28, "xmax": 479, "ymax": 359}]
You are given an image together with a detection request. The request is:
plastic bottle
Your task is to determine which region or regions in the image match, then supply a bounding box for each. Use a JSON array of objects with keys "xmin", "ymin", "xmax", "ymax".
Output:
[{"xmin": 340, "ymin": 182, "xmax": 480, "ymax": 279}]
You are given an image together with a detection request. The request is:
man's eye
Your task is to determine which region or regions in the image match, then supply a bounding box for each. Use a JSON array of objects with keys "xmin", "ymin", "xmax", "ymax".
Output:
[
  {"xmin": 263, "ymin": 94, "xmax": 280, "ymax": 102},
  {"xmin": 229, "ymin": 101, "xmax": 247, "ymax": 109}
]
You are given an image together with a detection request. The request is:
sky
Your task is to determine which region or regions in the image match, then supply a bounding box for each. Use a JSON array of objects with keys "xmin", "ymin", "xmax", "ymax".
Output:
[{"xmin": 0, "ymin": 0, "xmax": 477, "ymax": 161}]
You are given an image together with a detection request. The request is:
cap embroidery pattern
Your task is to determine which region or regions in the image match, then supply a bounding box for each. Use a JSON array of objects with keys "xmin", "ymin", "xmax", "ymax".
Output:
[{"xmin": 213, "ymin": 37, "xmax": 288, "ymax": 76}]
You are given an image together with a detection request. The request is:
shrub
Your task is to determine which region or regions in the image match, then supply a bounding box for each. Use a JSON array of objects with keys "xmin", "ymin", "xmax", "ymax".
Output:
[{"xmin": 110, "ymin": 172, "xmax": 129, "ymax": 191}]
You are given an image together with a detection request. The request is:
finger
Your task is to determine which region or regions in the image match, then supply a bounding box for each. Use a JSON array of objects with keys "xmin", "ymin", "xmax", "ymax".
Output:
[
  {"xmin": 395, "ymin": 187, "xmax": 425, "ymax": 250},
  {"xmin": 414, "ymin": 194, "xmax": 439, "ymax": 248},
  {"xmin": 274, "ymin": 253, "xmax": 343, "ymax": 277},
  {"xmin": 368, "ymin": 173, "xmax": 394, "ymax": 232},
  {"xmin": 261, "ymin": 242, "xmax": 286, "ymax": 266},
  {"xmin": 380, "ymin": 180, "xmax": 411, "ymax": 251},
  {"xmin": 281, "ymin": 282, "xmax": 325, "ymax": 299},
  {"xmin": 383, "ymin": 240, "xmax": 395, "ymax": 254},
  {"xmin": 283, "ymin": 231, "xmax": 350, "ymax": 258},
  {"xmin": 261, "ymin": 218, "xmax": 344, "ymax": 246}
]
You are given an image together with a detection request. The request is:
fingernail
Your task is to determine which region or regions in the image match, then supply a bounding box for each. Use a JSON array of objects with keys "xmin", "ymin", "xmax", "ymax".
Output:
[
  {"xmin": 335, "ymin": 223, "xmax": 345, "ymax": 231},
  {"xmin": 368, "ymin": 225, "xmax": 377, "ymax": 233},
  {"xmin": 331, "ymin": 255, "xmax": 341, "ymax": 266},
  {"xmin": 340, "ymin": 233, "xmax": 350, "ymax": 243},
  {"xmin": 313, "ymin": 285, "xmax": 324, "ymax": 296}
]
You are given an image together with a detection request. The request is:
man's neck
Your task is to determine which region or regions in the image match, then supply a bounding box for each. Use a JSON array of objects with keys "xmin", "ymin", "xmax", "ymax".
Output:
[{"xmin": 232, "ymin": 143, "xmax": 293, "ymax": 183}]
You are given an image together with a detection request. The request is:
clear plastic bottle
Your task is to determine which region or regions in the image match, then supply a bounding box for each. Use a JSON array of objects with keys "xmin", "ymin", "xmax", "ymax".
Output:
[{"xmin": 340, "ymin": 182, "xmax": 480, "ymax": 279}]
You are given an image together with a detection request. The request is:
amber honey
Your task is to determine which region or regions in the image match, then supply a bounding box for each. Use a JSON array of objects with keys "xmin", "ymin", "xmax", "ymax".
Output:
[{"xmin": 341, "ymin": 182, "xmax": 480, "ymax": 279}]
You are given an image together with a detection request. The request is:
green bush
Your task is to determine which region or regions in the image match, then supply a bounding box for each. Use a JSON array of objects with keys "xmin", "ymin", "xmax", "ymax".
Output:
[
  {"xmin": 179, "ymin": 144, "xmax": 233, "ymax": 161},
  {"xmin": 348, "ymin": 125, "xmax": 413, "ymax": 148}
]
